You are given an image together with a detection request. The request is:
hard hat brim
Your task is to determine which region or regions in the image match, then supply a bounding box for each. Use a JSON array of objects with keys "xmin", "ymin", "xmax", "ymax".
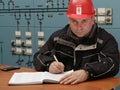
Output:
[{"xmin": 66, "ymin": 13, "xmax": 94, "ymax": 19}]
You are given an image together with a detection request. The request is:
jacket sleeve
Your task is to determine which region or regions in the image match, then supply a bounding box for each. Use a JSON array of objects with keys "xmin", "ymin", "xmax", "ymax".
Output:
[
  {"xmin": 33, "ymin": 34, "xmax": 55, "ymax": 71},
  {"xmin": 83, "ymin": 36, "xmax": 119, "ymax": 80}
]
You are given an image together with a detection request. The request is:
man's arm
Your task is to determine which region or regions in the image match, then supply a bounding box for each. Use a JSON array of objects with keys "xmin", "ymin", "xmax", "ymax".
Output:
[
  {"xmin": 33, "ymin": 35, "xmax": 55, "ymax": 71},
  {"xmin": 83, "ymin": 37, "xmax": 119, "ymax": 80}
]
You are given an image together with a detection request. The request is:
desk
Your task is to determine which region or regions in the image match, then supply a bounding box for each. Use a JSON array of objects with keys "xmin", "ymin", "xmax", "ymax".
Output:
[{"xmin": 0, "ymin": 65, "xmax": 120, "ymax": 90}]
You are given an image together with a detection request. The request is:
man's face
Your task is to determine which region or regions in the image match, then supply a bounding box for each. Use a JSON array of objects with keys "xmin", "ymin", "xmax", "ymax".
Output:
[{"xmin": 68, "ymin": 16, "xmax": 95, "ymax": 38}]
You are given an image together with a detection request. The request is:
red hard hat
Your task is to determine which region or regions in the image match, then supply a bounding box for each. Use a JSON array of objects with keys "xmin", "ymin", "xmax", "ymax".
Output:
[{"xmin": 66, "ymin": 0, "xmax": 95, "ymax": 19}]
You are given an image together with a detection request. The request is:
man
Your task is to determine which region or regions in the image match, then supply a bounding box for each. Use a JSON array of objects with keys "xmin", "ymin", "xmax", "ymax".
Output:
[{"xmin": 33, "ymin": 0, "xmax": 119, "ymax": 85}]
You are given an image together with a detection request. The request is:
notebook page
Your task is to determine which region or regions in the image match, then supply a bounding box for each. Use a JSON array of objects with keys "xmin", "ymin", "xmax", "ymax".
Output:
[{"xmin": 8, "ymin": 72, "xmax": 44, "ymax": 85}]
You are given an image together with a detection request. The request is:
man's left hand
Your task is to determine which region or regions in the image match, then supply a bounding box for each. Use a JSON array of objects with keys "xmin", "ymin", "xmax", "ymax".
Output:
[{"xmin": 60, "ymin": 69, "xmax": 89, "ymax": 85}]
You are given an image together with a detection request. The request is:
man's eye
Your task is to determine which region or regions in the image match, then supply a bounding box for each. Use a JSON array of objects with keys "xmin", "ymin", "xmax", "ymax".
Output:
[
  {"xmin": 82, "ymin": 19, "xmax": 87, "ymax": 23},
  {"xmin": 72, "ymin": 20, "xmax": 76, "ymax": 22}
]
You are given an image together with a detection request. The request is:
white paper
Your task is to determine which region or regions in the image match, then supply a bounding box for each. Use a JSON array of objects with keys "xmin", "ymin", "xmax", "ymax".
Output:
[{"xmin": 8, "ymin": 70, "xmax": 73, "ymax": 85}]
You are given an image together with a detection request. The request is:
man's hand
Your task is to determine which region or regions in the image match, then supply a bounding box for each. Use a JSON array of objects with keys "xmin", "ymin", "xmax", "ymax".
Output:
[
  {"xmin": 60, "ymin": 69, "xmax": 89, "ymax": 85},
  {"xmin": 49, "ymin": 61, "xmax": 64, "ymax": 74}
]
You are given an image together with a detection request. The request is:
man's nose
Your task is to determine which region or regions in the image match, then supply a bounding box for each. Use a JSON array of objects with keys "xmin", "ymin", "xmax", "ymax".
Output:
[{"xmin": 77, "ymin": 22, "xmax": 83, "ymax": 29}]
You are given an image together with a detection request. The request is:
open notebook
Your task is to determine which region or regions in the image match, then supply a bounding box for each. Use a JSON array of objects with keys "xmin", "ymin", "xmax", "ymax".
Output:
[{"xmin": 8, "ymin": 70, "xmax": 73, "ymax": 85}]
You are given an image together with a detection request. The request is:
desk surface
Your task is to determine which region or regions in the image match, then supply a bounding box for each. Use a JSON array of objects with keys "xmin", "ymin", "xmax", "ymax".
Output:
[{"xmin": 0, "ymin": 65, "xmax": 120, "ymax": 90}]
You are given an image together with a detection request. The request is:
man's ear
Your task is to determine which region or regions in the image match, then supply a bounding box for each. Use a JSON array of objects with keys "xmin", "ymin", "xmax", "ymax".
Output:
[{"xmin": 92, "ymin": 16, "xmax": 95, "ymax": 24}]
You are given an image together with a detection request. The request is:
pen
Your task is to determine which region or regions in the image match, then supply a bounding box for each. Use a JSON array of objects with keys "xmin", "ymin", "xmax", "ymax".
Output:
[{"xmin": 53, "ymin": 55, "xmax": 59, "ymax": 62}]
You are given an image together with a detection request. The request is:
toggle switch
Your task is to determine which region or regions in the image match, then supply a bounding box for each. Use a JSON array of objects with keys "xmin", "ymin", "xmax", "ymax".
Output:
[
  {"xmin": 38, "ymin": 40, "xmax": 45, "ymax": 48},
  {"xmin": 98, "ymin": 16, "xmax": 105, "ymax": 24},
  {"xmin": 98, "ymin": 8, "xmax": 106, "ymax": 16},
  {"xmin": 38, "ymin": 31, "xmax": 44, "ymax": 39},
  {"xmin": 15, "ymin": 47, "xmax": 23, "ymax": 55},
  {"xmin": 15, "ymin": 39, "xmax": 22, "ymax": 46},
  {"xmin": 106, "ymin": 8, "xmax": 112, "ymax": 16},
  {"xmin": 105, "ymin": 16, "xmax": 112, "ymax": 25},
  {"xmin": 15, "ymin": 31, "xmax": 21, "ymax": 38},
  {"xmin": 24, "ymin": 48, "xmax": 32, "ymax": 56},
  {"xmin": 25, "ymin": 31, "xmax": 32, "ymax": 39},
  {"xmin": 25, "ymin": 40, "xmax": 32, "ymax": 47},
  {"xmin": 12, "ymin": 47, "xmax": 23, "ymax": 55}
]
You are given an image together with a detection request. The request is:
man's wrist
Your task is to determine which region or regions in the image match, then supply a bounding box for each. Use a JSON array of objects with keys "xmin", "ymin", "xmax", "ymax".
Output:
[{"xmin": 82, "ymin": 69, "xmax": 90, "ymax": 80}]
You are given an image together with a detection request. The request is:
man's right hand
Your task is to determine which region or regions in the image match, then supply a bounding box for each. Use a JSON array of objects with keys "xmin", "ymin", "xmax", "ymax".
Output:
[{"xmin": 49, "ymin": 61, "xmax": 64, "ymax": 74}]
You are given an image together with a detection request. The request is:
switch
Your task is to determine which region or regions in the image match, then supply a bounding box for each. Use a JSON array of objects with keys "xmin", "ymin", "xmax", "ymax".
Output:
[
  {"xmin": 15, "ymin": 31, "xmax": 21, "ymax": 38},
  {"xmin": 38, "ymin": 40, "xmax": 45, "ymax": 47},
  {"xmin": 15, "ymin": 39, "xmax": 22, "ymax": 46},
  {"xmin": 15, "ymin": 47, "xmax": 23, "ymax": 55},
  {"xmin": 105, "ymin": 16, "xmax": 112, "ymax": 25},
  {"xmin": 106, "ymin": 8, "xmax": 112, "ymax": 16},
  {"xmin": 98, "ymin": 16, "xmax": 105, "ymax": 24},
  {"xmin": 98, "ymin": 8, "xmax": 106, "ymax": 16},
  {"xmin": 24, "ymin": 48, "xmax": 32, "ymax": 56},
  {"xmin": 38, "ymin": 31, "xmax": 44, "ymax": 39},
  {"xmin": 25, "ymin": 40, "xmax": 32, "ymax": 47},
  {"xmin": 25, "ymin": 31, "xmax": 32, "ymax": 39}
]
